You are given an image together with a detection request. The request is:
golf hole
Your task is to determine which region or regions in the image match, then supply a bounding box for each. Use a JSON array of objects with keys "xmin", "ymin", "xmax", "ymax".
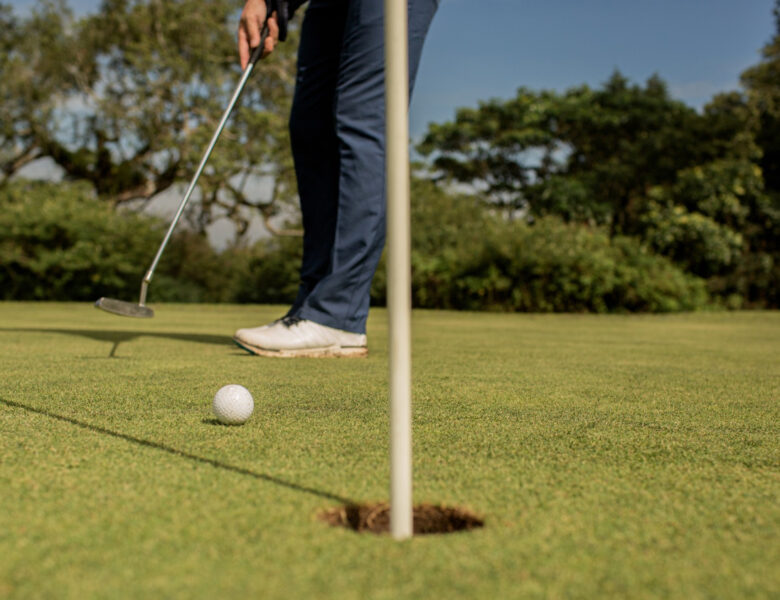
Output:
[{"xmin": 319, "ymin": 503, "xmax": 484, "ymax": 535}]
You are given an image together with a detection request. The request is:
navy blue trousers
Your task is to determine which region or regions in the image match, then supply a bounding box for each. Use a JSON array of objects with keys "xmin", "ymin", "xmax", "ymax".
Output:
[{"xmin": 287, "ymin": 0, "xmax": 438, "ymax": 334}]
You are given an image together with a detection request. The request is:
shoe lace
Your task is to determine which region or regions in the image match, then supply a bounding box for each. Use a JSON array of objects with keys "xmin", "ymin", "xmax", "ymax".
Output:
[{"xmin": 281, "ymin": 315, "xmax": 302, "ymax": 328}]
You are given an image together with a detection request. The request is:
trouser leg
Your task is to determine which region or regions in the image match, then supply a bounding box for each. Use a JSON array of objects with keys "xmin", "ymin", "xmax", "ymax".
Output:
[
  {"xmin": 287, "ymin": 0, "xmax": 349, "ymax": 315},
  {"xmin": 296, "ymin": 0, "xmax": 438, "ymax": 334}
]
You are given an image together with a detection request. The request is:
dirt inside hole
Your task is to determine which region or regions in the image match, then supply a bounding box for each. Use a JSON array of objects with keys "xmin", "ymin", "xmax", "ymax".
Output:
[{"xmin": 319, "ymin": 503, "xmax": 484, "ymax": 535}]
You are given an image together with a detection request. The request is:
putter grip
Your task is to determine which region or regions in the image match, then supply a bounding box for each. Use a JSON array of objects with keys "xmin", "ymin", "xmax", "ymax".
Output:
[
  {"xmin": 248, "ymin": 0, "xmax": 288, "ymax": 65},
  {"xmin": 249, "ymin": 28, "xmax": 269, "ymax": 65},
  {"xmin": 272, "ymin": 0, "xmax": 289, "ymax": 41}
]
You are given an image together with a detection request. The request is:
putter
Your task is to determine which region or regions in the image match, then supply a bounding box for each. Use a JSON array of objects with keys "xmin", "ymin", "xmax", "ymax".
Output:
[{"xmin": 96, "ymin": 6, "xmax": 289, "ymax": 318}]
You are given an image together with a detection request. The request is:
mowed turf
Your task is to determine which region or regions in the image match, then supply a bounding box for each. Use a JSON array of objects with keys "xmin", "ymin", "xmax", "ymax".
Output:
[{"xmin": 0, "ymin": 302, "xmax": 778, "ymax": 599}]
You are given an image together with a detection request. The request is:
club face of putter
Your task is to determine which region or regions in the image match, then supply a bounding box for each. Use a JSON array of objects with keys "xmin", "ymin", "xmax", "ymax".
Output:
[{"xmin": 95, "ymin": 297, "xmax": 154, "ymax": 318}]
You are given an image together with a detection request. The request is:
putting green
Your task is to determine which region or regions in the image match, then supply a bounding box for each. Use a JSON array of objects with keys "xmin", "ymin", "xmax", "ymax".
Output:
[{"xmin": 1, "ymin": 303, "xmax": 778, "ymax": 599}]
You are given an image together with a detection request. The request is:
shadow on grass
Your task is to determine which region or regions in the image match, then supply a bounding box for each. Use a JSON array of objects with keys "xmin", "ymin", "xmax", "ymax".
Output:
[
  {"xmin": 0, "ymin": 327, "xmax": 232, "ymax": 358},
  {"xmin": 1, "ymin": 398, "xmax": 353, "ymax": 505}
]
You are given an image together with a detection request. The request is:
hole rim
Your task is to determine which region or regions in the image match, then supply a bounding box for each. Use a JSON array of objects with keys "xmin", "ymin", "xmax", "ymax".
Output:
[{"xmin": 319, "ymin": 502, "xmax": 485, "ymax": 536}]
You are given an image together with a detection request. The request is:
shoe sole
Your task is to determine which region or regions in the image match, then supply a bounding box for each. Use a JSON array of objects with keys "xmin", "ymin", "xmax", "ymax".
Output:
[{"xmin": 233, "ymin": 338, "xmax": 368, "ymax": 358}]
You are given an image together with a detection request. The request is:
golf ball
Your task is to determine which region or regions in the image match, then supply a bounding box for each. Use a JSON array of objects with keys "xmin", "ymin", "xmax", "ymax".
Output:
[{"xmin": 213, "ymin": 384, "xmax": 254, "ymax": 425}]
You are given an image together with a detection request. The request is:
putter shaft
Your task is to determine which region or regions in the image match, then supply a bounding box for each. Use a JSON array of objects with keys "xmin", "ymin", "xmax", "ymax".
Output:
[{"xmin": 139, "ymin": 32, "xmax": 269, "ymax": 307}]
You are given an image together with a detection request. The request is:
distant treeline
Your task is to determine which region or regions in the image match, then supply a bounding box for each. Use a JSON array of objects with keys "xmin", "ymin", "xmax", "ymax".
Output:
[{"xmin": 1, "ymin": 179, "xmax": 709, "ymax": 312}]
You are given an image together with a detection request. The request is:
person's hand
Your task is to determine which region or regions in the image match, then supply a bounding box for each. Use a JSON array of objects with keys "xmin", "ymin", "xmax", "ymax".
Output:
[{"xmin": 238, "ymin": 0, "xmax": 279, "ymax": 69}]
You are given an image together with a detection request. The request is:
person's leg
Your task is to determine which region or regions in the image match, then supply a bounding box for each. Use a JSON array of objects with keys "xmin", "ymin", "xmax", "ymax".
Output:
[
  {"xmin": 234, "ymin": 0, "xmax": 438, "ymax": 356},
  {"xmin": 296, "ymin": 0, "xmax": 438, "ymax": 334},
  {"xmin": 286, "ymin": 0, "xmax": 349, "ymax": 315}
]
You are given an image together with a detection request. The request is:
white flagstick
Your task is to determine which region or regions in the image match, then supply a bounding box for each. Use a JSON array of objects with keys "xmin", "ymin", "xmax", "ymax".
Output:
[{"xmin": 384, "ymin": 0, "xmax": 413, "ymax": 540}]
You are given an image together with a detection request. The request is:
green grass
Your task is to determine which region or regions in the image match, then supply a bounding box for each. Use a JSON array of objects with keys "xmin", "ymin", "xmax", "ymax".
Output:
[{"xmin": 0, "ymin": 302, "xmax": 778, "ymax": 599}]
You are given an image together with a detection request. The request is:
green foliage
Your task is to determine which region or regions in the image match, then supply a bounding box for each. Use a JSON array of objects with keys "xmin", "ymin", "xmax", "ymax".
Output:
[
  {"xmin": 1, "ymin": 179, "xmax": 707, "ymax": 313},
  {"xmin": 370, "ymin": 180, "xmax": 708, "ymax": 313},
  {"xmin": 150, "ymin": 230, "xmax": 242, "ymax": 303},
  {"xmin": 417, "ymin": 89, "xmax": 560, "ymax": 212},
  {"xmin": 639, "ymin": 161, "xmax": 757, "ymax": 278},
  {"xmin": 0, "ymin": 180, "xmax": 231, "ymax": 302},
  {"xmin": 0, "ymin": 180, "xmax": 157, "ymax": 300},
  {"xmin": 639, "ymin": 160, "xmax": 778, "ymax": 305},
  {"xmin": 641, "ymin": 203, "xmax": 743, "ymax": 278},
  {"xmin": 741, "ymin": 0, "xmax": 780, "ymax": 192},
  {"xmin": 1, "ymin": 0, "xmax": 299, "ymax": 239},
  {"xmin": 427, "ymin": 72, "xmax": 759, "ymax": 224},
  {"xmin": 0, "ymin": 0, "xmax": 77, "ymax": 180},
  {"xmin": 452, "ymin": 219, "xmax": 707, "ymax": 313},
  {"xmin": 230, "ymin": 236, "xmax": 302, "ymax": 304},
  {"xmin": 531, "ymin": 174, "xmax": 608, "ymax": 224},
  {"xmin": 485, "ymin": 219, "xmax": 708, "ymax": 313},
  {"xmin": 418, "ymin": 8, "xmax": 780, "ymax": 309},
  {"xmin": 671, "ymin": 160, "xmax": 758, "ymax": 224},
  {"xmin": 419, "ymin": 73, "xmax": 745, "ymax": 231},
  {"xmin": 551, "ymin": 73, "xmax": 720, "ymax": 234}
]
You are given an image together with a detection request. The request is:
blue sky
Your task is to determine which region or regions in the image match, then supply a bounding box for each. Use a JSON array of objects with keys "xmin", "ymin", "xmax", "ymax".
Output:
[
  {"xmin": 411, "ymin": 0, "xmax": 775, "ymax": 134},
  {"xmin": 8, "ymin": 0, "xmax": 777, "ymax": 137}
]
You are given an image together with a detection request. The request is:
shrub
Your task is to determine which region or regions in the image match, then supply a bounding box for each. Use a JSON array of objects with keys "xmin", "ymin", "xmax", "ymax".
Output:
[
  {"xmin": 231, "ymin": 236, "xmax": 302, "ymax": 304},
  {"xmin": 1, "ymin": 179, "xmax": 709, "ymax": 312},
  {"xmin": 371, "ymin": 180, "xmax": 710, "ymax": 312},
  {"xmin": 0, "ymin": 180, "xmax": 160, "ymax": 300},
  {"xmin": 151, "ymin": 230, "xmax": 244, "ymax": 303},
  {"xmin": 451, "ymin": 217, "xmax": 708, "ymax": 313},
  {"xmin": 0, "ymin": 180, "xmax": 234, "ymax": 302}
]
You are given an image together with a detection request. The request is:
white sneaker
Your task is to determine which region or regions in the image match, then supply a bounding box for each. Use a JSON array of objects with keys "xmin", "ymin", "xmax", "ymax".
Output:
[{"xmin": 233, "ymin": 316, "xmax": 368, "ymax": 358}]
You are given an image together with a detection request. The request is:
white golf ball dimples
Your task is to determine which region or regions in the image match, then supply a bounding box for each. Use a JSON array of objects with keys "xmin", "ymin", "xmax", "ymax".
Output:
[{"xmin": 213, "ymin": 384, "xmax": 254, "ymax": 425}]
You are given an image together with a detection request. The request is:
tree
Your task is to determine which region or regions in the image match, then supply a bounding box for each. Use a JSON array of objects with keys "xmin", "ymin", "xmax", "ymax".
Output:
[
  {"xmin": 1, "ymin": 1, "xmax": 73, "ymax": 181},
  {"xmin": 0, "ymin": 0, "xmax": 301, "ymax": 237},
  {"xmin": 546, "ymin": 73, "xmax": 754, "ymax": 235},
  {"xmin": 741, "ymin": 0, "xmax": 780, "ymax": 193},
  {"xmin": 419, "ymin": 72, "xmax": 750, "ymax": 235},
  {"xmin": 736, "ymin": 0, "xmax": 780, "ymax": 305},
  {"xmin": 418, "ymin": 56, "xmax": 777, "ymax": 306},
  {"xmin": 416, "ymin": 88, "xmax": 561, "ymax": 215}
]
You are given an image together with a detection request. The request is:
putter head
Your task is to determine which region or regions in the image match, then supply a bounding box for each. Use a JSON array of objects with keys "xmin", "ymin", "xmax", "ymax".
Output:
[{"xmin": 95, "ymin": 297, "xmax": 154, "ymax": 318}]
